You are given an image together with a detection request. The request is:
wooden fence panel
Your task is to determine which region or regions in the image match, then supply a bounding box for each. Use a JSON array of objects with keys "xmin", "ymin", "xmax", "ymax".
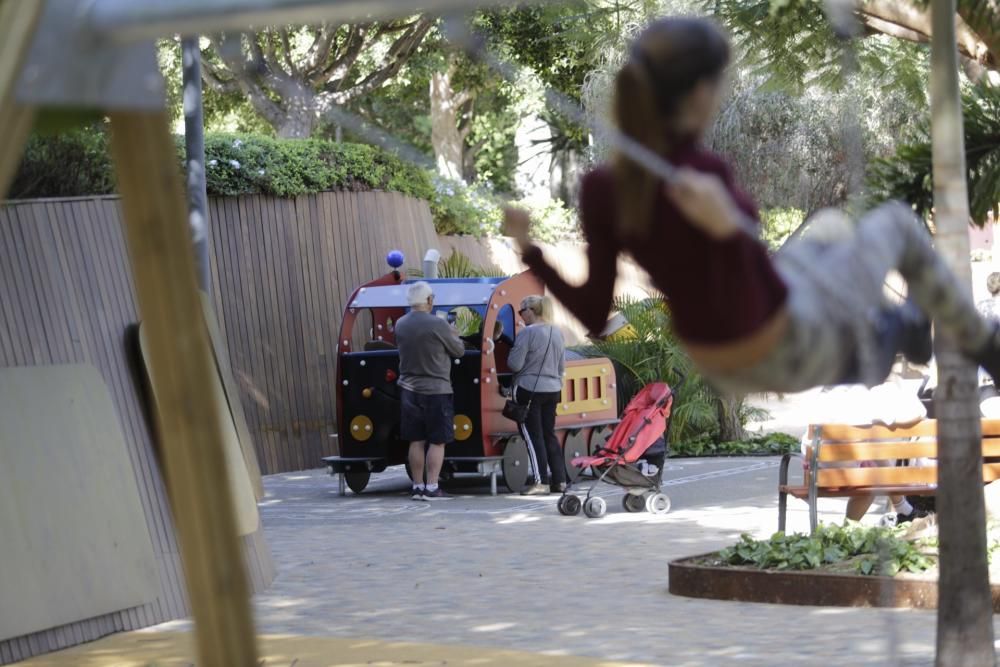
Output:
[
  {"xmin": 0, "ymin": 197, "xmax": 275, "ymax": 665},
  {"xmin": 3, "ymin": 191, "xmax": 649, "ymax": 484},
  {"xmin": 205, "ymin": 191, "xmax": 437, "ymax": 473}
]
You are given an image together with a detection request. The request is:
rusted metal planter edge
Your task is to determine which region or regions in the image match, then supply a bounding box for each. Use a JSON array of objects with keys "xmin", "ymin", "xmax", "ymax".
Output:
[{"xmin": 669, "ymin": 552, "xmax": 1000, "ymax": 612}]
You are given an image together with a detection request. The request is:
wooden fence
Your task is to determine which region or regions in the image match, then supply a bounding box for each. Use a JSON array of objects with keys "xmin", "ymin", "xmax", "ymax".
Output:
[
  {"xmin": 0, "ymin": 196, "xmax": 275, "ymax": 664},
  {"xmin": 205, "ymin": 191, "xmax": 438, "ymax": 474},
  {"xmin": 2, "ymin": 192, "xmax": 649, "ymax": 484}
]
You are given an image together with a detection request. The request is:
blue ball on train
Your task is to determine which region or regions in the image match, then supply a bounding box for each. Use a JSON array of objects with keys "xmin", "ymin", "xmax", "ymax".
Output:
[{"xmin": 386, "ymin": 250, "xmax": 405, "ymax": 269}]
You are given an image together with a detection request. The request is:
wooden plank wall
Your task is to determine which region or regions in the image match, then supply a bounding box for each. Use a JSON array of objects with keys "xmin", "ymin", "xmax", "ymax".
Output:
[
  {"xmin": 0, "ymin": 196, "xmax": 275, "ymax": 666},
  {"xmin": 1, "ymin": 192, "xmax": 650, "ymax": 482},
  {"xmin": 206, "ymin": 191, "xmax": 438, "ymax": 474}
]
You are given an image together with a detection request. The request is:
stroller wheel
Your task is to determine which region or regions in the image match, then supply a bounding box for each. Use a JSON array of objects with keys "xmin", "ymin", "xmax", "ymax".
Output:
[
  {"xmin": 645, "ymin": 492, "xmax": 671, "ymax": 515},
  {"xmin": 558, "ymin": 494, "xmax": 582, "ymax": 516},
  {"xmin": 583, "ymin": 496, "xmax": 607, "ymax": 519},
  {"xmin": 622, "ymin": 493, "xmax": 645, "ymax": 513}
]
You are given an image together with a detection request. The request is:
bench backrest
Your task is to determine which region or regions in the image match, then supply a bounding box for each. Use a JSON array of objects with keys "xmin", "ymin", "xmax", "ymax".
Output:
[{"xmin": 806, "ymin": 419, "xmax": 1000, "ymax": 488}]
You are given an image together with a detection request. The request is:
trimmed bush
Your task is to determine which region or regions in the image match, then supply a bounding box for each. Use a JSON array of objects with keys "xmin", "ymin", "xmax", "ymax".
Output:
[
  {"xmin": 11, "ymin": 127, "xmax": 435, "ymax": 201},
  {"xmin": 11, "ymin": 126, "xmax": 116, "ymax": 200},
  {"xmin": 10, "ymin": 127, "xmax": 579, "ymax": 239}
]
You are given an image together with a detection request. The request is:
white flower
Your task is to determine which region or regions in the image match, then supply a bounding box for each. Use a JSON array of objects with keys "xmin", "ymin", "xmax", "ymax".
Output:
[
  {"xmin": 229, "ymin": 159, "xmax": 241, "ymax": 169},
  {"xmin": 233, "ymin": 139, "xmax": 243, "ymax": 148},
  {"xmin": 208, "ymin": 159, "xmax": 218, "ymax": 167},
  {"xmin": 257, "ymin": 169, "xmax": 265, "ymax": 176}
]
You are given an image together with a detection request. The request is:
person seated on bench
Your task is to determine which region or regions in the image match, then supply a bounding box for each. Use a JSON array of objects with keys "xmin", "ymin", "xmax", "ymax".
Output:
[{"xmin": 803, "ymin": 380, "xmax": 931, "ymax": 524}]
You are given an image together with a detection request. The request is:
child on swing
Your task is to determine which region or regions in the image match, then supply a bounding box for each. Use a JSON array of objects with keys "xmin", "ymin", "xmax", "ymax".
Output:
[{"xmin": 504, "ymin": 16, "xmax": 1000, "ymax": 395}]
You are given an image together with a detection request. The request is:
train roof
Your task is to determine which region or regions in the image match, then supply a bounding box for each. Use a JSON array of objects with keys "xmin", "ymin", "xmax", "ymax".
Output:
[{"xmin": 350, "ymin": 277, "xmax": 508, "ymax": 309}]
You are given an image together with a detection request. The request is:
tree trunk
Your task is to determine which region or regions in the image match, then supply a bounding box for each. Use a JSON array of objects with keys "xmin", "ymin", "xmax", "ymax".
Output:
[
  {"xmin": 275, "ymin": 84, "xmax": 317, "ymax": 138},
  {"xmin": 430, "ymin": 66, "xmax": 466, "ymax": 181},
  {"xmin": 715, "ymin": 392, "xmax": 746, "ymax": 443},
  {"xmin": 930, "ymin": 1, "xmax": 996, "ymax": 665},
  {"xmin": 276, "ymin": 109, "xmax": 315, "ymax": 139}
]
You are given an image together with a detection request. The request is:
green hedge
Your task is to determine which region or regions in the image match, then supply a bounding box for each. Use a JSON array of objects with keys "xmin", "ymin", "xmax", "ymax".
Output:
[
  {"xmin": 9, "ymin": 128, "xmax": 500, "ymax": 236},
  {"xmin": 11, "ymin": 128, "xmax": 434, "ymax": 199}
]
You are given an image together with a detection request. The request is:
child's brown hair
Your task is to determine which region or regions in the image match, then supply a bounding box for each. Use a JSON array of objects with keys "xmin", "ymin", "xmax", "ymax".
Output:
[{"xmin": 613, "ymin": 18, "xmax": 730, "ymax": 240}]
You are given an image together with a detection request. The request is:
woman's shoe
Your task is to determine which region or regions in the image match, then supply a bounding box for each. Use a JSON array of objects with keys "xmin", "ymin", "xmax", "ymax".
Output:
[{"xmin": 520, "ymin": 484, "xmax": 549, "ymax": 496}]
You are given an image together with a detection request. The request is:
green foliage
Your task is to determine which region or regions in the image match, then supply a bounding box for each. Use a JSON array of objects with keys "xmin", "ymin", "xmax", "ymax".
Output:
[
  {"xmin": 11, "ymin": 126, "xmax": 580, "ymax": 239},
  {"xmin": 573, "ymin": 296, "xmax": 719, "ymax": 444},
  {"xmin": 707, "ymin": 1, "xmax": 928, "ymax": 211},
  {"xmin": 344, "ymin": 41, "xmax": 522, "ymax": 193},
  {"xmin": 408, "ymin": 250, "xmax": 505, "ymax": 281},
  {"xmin": 466, "ymin": 104, "xmax": 521, "ymax": 193},
  {"xmin": 196, "ymin": 134, "xmax": 435, "ymax": 199},
  {"xmin": 671, "ymin": 432, "xmax": 799, "ymax": 458},
  {"xmin": 759, "ymin": 208, "xmax": 805, "ymax": 250},
  {"xmin": 428, "ymin": 178, "xmax": 504, "ymax": 236},
  {"xmin": 711, "ymin": 0, "xmax": 929, "ymax": 100},
  {"xmin": 720, "ymin": 523, "xmax": 935, "ymax": 576},
  {"xmin": 479, "ymin": 1, "xmax": 659, "ymax": 153},
  {"xmin": 11, "ymin": 126, "xmax": 434, "ymax": 200},
  {"xmin": 868, "ymin": 82, "xmax": 1000, "ymax": 226},
  {"xmin": 11, "ymin": 125, "xmax": 116, "ymax": 200},
  {"xmin": 519, "ymin": 198, "xmax": 579, "ymax": 244}
]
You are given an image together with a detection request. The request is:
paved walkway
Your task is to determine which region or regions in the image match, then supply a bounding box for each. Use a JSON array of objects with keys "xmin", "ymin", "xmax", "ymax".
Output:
[{"xmin": 148, "ymin": 456, "xmax": 1000, "ymax": 666}]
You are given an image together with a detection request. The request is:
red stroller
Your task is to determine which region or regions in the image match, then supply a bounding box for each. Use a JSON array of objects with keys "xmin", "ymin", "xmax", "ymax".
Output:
[{"xmin": 558, "ymin": 382, "xmax": 675, "ymax": 518}]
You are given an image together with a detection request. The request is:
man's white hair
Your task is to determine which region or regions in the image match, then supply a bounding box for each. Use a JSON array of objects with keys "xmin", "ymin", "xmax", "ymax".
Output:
[{"xmin": 407, "ymin": 281, "xmax": 434, "ymax": 306}]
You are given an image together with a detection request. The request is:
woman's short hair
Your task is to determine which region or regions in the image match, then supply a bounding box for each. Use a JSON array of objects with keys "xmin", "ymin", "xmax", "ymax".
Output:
[
  {"xmin": 988, "ymin": 272, "xmax": 1000, "ymax": 296},
  {"xmin": 407, "ymin": 281, "xmax": 434, "ymax": 306},
  {"xmin": 521, "ymin": 294, "xmax": 554, "ymax": 322}
]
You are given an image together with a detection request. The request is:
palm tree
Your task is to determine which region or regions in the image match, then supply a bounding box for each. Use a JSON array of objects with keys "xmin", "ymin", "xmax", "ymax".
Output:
[{"xmin": 929, "ymin": 1, "xmax": 995, "ymax": 664}]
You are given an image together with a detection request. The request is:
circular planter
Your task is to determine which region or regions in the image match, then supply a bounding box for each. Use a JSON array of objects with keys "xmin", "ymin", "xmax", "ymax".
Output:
[{"xmin": 669, "ymin": 552, "xmax": 1000, "ymax": 611}]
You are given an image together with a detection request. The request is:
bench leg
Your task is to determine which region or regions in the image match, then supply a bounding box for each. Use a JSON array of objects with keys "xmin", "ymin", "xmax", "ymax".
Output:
[
  {"xmin": 779, "ymin": 491, "xmax": 788, "ymax": 533},
  {"xmin": 778, "ymin": 453, "xmax": 791, "ymax": 533},
  {"xmin": 338, "ymin": 473, "xmax": 346, "ymax": 497},
  {"xmin": 490, "ymin": 469, "xmax": 498, "ymax": 496}
]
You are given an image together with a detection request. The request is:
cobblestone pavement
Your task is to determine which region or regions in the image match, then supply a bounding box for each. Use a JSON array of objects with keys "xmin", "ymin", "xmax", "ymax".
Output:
[{"xmin": 156, "ymin": 457, "xmax": 1000, "ymax": 666}]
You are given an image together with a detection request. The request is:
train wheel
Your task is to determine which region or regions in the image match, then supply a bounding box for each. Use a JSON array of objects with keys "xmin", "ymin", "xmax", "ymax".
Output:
[
  {"xmin": 344, "ymin": 470, "xmax": 371, "ymax": 494},
  {"xmin": 557, "ymin": 494, "xmax": 582, "ymax": 516},
  {"xmin": 583, "ymin": 496, "xmax": 607, "ymax": 519},
  {"xmin": 622, "ymin": 493, "xmax": 645, "ymax": 513},
  {"xmin": 502, "ymin": 436, "xmax": 532, "ymax": 493},
  {"xmin": 588, "ymin": 426, "xmax": 609, "ymax": 455},
  {"xmin": 562, "ymin": 429, "xmax": 588, "ymax": 482},
  {"xmin": 645, "ymin": 492, "xmax": 671, "ymax": 515}
]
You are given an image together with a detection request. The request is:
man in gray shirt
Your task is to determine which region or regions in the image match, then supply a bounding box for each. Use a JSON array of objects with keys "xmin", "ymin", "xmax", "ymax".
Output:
[{"xmin": 395, "ymin": 281, "xmax": 465, "ymax": 500}]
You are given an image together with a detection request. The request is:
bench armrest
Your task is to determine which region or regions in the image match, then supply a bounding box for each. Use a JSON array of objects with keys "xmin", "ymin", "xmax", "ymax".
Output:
[{"xmin": 779, "ymin": 451, "xmax": 804, "ymax": 487}]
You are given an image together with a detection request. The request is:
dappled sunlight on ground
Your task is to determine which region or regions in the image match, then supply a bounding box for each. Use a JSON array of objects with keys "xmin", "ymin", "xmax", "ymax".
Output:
[{"xmin": 133, "ymin": 459, "xmax": 1000, "ymax": 666}]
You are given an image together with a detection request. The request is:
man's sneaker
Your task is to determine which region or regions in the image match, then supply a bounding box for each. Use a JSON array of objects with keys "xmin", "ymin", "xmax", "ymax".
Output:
[
  {"xmin": 520, "ymin": 483, "xmax": 549, "ymax": 496},
  {"xmin": 422, "ymin": 487, "xmax": 453, "ymax": 500},
  {"xmin": 895, "ymin": 507, "xmax": 930, "ymax": 525},
  {"xmin": 411, "ymin": 487, "xmax": 427, "ymax": 501}
]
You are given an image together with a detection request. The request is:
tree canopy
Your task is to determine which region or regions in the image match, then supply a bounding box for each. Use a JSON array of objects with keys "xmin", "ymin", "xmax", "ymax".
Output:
[{"xmin": 197, "ymin": 19, "xmax": 434, "ymax": 138}]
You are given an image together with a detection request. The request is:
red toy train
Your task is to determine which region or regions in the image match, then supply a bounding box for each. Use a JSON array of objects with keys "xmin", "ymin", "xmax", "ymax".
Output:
[{"xmin": 323, "ymin": 254, "xmax": 619, "ymax": 495}]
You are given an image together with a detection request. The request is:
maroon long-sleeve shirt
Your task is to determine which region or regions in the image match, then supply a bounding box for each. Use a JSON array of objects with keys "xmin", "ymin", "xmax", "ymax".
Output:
[{"xmin": 522, "ymin": 144, "xmax": 789, "ymax": 345}]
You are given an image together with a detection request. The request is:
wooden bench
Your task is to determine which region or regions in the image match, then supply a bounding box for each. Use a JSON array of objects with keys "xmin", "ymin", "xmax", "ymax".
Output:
[{"xmin": 778, "ymin": 419, "xmax": 1000, "ymax": 533}]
